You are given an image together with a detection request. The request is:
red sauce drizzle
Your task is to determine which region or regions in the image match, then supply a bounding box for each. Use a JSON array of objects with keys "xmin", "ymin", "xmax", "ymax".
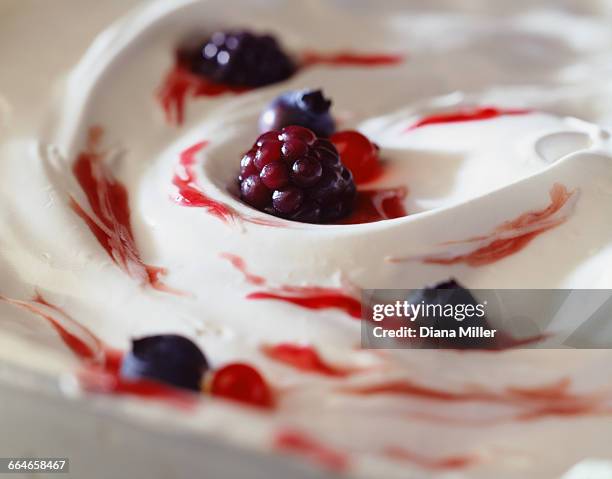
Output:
[
  {"xmin": 383, "ymin": 447, "xmax": 477, "ymax": 470},
  {"xmin": 172, "ymin": 141, "xmax": 236, "ymax": 222},
  {"xmin": 0, "ymin": 292, "xmax": 195, "ymax": 408},
  {"xmin": 172, "ymin": 141, "xmax": 408, "ymax": 227},
  {"xmin": 301, "ymin": 51, "xmax": 404, "ymax": 68},
  {"xmin": 221, "ymin": 253, "xmax": 363, "ymax": 319},
  {"xmin": 158, "ymin": 51, "xmax": 404, "ymax": 125},
  {"xmin": 174, "ymin": 142, "xmax": 407, "ymax": 226},
  {"xmin": 70, "ymin": 127, "xmax": 174, "ymax": 292},
  {"xmin": 219, "ymin": 253, "xmax": 265, "ymax": 286},
  {"xmin": 274, "ymin": 430, "xmax": 350, "ymax": 473},
  {"xmin": 157, "ymin": 66, "xmax": 251, "ymax": 125},
  {"xmin": 0, "ymin": 293, "xmax": 104, "ymax": 363},
  {"xmin": 344, "ymin": 377, "xmax": 608, "ymax": 420},
  {"xmin": 419, "ymin": 184, "xmax": 578, "ymax": 266},
  {"xmin": 262, "ymin": 343, "xmax": 351, "ymax": 377},
  {"xmin": 338, "ymin": 187, "xmax": 407, "ymax": 224},
  {"xmin": 405, "ymin": 106, "xmax": 531, "ymax": 131},
  {"xmin": 172, "ymin": 142, "xmax": 283, "ymax": 226},
  {"xmin": 248, "ymin": 288, "xmax": 362, "ymax": 319}
]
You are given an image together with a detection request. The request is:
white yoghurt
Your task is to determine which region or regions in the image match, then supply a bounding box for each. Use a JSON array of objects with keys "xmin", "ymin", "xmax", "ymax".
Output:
[{"xmin": 1, "ymin": 1, "xmax": 612, "ymax": 478}]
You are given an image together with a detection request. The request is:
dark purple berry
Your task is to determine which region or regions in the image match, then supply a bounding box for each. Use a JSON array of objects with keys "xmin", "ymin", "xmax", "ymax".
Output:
[
  {"xmin": 238, "ymin": 125, "xmax": 355, "ymax": 223},
  {"xmin": 120, "ymin": 335, "xmax": 208, "ymax": 391},
  {"xmin": 272, "ymin": 187, "xmax": 303, "ymax": 213},
  {"xmin": 260, "ymin": 161, "xmax": 289, "ymax": 189},
  {"xmin": 240, "ymin": 175, "xmax": 271, "ymax": 208},
  {"xmin": 259, "ymin": 89, "xmax": 336, "ymax": 137},
  {"xmin": 185, "ymin": 30, "xmax": 295, "ymax": 87}
]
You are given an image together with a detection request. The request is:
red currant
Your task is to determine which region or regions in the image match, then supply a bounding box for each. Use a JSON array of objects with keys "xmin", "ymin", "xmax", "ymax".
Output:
[
  {"xmin": 330, "ymin": 130, "xmax": 381, "ymax": 184},
  {"xmin": 210, "ymin": 363, "xmax": 274, "ymax": 409}
]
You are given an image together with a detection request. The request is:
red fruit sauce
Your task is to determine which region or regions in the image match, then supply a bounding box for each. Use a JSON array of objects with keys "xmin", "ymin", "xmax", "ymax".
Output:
[
  {"xmin": 331, "ymin": 130, "xmax": 382, "ymax": 184},
  {"xmin": 0, "ymin": 293, "xmax": 195, "ymax": 407},
  {"xmin": 343, "ymin": 376, "xmax": 608, "ymax": 421},
  {"xmin": 173, "ymin": 141, "xmax": 237, "ymax": 222},
  {"xmin": 158, "ymin": 51, "xmax": 404, "ymax": 125},
  {"xmin": 262, "ymin": 343, "xmax": 352, "ymax": 377},
  {"xmin": 70, "ymin": 127, "xmax": 175, "ymax": 293},
  {"xmin": 339, "ymin": 187, "xmax": 407, "ymax": 224},
  {"xmin": 248, "ymin": 288, "xmax": 362, "ymax": 319},
  {"xmin": 221, "ymin": 253, "xmax": 363, "ymax": 319},
  {"xmin": 301, "ymin": 51, "xmax": 404, "ymax": 68},
  {"xmin": 174, "ymin": 140, "xmax": 407, "ymax": 227},
  {"xmin": 401, "ymin": 183, "xmax": 577, "ymax": 267},
  {"xmin": 158, "ymin": 66, "xmax": 251, "ymax": 125},
  {"xmin": 383, "ymin": 447, "xmax": 478, "ymax": 470},
  {"xmin": 219, "ymin": 253, "xmax": 266, "ymax": 286},
  {"xmin": 172, "ymin": 141, "xmax": 283, "ymax": 227},
  {"xmin": 405, "ymin": 106, "xmax": 531, "ymax": 131},
  {"xmin": 274, "ymin": 430, "xmax": 350, "ymax": 473},
  {"xmin": 210, "ymin": 362, "xmax": 274, "ymax": 409}
]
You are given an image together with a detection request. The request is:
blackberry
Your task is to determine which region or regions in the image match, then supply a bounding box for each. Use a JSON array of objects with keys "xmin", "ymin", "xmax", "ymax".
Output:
[
  {"xmin": 259, "ymin": 89, "xmax": 336, "ymax": 137},
  {"xmin": 238, "ymin": 126, "xmax": 356, "ymax": 223},
  {"xmin": 186, "ymin": 30, "xmax": 295, "ymax": 87}
]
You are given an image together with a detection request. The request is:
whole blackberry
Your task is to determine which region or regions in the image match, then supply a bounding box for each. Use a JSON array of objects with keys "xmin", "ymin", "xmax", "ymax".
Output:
[
  {"xmin": 239, "ymin": 126, "xmax": 356, "ymax": 223},
  {"xmin": 187, "ymin": 30, "xmax": 296, "ymax": 87}
]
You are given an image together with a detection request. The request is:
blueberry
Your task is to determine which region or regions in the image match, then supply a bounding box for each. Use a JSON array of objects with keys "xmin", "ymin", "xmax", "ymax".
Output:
[
  {"xmin": 120, "ymin": 335, "xmax": 208, "ymax": 391},
  {"xmin": 259, "ymin": 89, "xmax": 336, "ymax": 137},
  {"xmin": 406, "ymin": 279, "xmax": 493, "ymax": 349}
]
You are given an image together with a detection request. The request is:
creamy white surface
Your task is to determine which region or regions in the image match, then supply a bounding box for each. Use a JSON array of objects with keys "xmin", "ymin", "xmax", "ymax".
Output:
[{"xmin": 1, "ymin": 1, "xmax": 612, "ymax": 478}]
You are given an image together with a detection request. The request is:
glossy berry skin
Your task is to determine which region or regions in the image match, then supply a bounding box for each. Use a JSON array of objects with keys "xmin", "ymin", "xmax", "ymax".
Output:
[
  {"xmin": 186, "ymin": 30, "xmax": 295, "ymax": 87},
  {"xmin": 120, "ymin": 335, "xmax": 208, "ymax": 391},
  {"xmin": 210, "ymin": 363, "xmax": 273, "ymax": 409},
  {"xmin": 330, "ymin": 130, "xmax": 381, "ymax": 184},
  {"xmin": 259, "ymin": 89, "xmax": 336, "ymax": 137},
  {"xmin": 238, "ymin": 126, "xmax": 356, "ymax": 223}
]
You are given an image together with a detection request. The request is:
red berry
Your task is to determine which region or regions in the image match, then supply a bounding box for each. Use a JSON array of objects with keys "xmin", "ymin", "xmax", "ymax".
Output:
[
  {"xmin": 330, "ymin": 130, "xmax": 381, "ymax": 184},
  {"xmin": 210, "ymin": 363, "xmax": 274, "ymax": 409}
]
